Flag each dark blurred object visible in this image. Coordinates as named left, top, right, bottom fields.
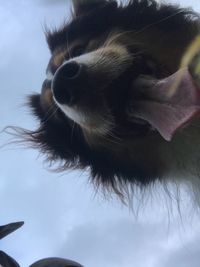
left=0, top=222, right=24, bottom=240
left=0, top=222, right=24, bottom=266
left=0, top=251, right=20, bottom=267
left=30, top=257, right=84, bottom=267
left=0, top=222, right=84, bottom=267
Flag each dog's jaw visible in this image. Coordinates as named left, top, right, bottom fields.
left=54, top=98, right=113, bottom=136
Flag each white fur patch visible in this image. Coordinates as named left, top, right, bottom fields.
left=72, top=52, right=97, bottom=66
left=54, top=98, right=112, bottom=136
left=46, top=70, right=53, bottom=81
left=54, top=99, right=86, bottom=125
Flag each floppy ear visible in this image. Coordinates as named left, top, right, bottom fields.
left=72, top=0, right=108, bottom=17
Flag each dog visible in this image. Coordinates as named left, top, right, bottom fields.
left=23, top=0, right=200, bottom=198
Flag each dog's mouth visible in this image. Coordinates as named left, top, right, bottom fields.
left=126, top=67, right=200, bottom=141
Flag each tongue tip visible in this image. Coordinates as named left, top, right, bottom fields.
left=159, top=108, right=200, bottom=142
left=156, top=126, right=175, bottom=142
left=163, top=134, right=172, bottom=142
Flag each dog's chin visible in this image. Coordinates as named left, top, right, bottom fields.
left=54, top=99, right=113, bottom=137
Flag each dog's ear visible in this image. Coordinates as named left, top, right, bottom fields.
left=72, top=0, right=110, bottom=17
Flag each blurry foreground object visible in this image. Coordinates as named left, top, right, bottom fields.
left=188, top=35, right=200, bottom=86
left=0, top=222, right=24, bottom=267
left=29, top=258, right=83, bottom=267
left=0, top=222, right=24, bottom=240
left=168, top=35, right=200, bottom=96
left=0, top=222, right=83, bottom=267
left=0, top=251, right=20, bottom=267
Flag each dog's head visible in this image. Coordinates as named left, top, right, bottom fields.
left=28, top=0, right=200, bottom=196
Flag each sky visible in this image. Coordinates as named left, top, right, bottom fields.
left=0, top=1, right=200, bottom=267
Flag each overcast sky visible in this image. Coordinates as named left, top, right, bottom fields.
left=0, top=1, right=200, bottom=267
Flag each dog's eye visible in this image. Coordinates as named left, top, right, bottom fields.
left=71, top=45, right=85, bottom=57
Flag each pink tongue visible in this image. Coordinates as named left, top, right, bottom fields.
left=133, top=68, right=200, bottom=141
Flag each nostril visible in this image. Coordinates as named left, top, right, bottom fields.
left=61, top=61, right=81, bottom=79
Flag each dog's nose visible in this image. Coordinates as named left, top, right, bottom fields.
left=52, top=61, right=82, bottom=105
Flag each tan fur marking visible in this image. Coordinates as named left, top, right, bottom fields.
left=53, top=51, right=66, bottom=67
left=42, top=88, right=54, bottom=108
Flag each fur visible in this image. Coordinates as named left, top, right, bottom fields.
left=20, top=0, right=200, bottom=198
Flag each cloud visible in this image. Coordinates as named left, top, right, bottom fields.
left=162, top=235, right=200, bottom=267
left=58, top=219, right=167, bottom=267
left=0, top=5, right=23, bottom=68
left=36, top=0, right=69, bottom=6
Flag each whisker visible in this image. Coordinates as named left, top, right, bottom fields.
left=66, top=30, right=72, bottom=60
left=97, top=9, right=186, bottom=59
left=70, top=121, right=77, bottom=142
left=89, top=31, right=115, bottom=69
left=42, top=104, right=57, bottom=121
left=133, top=10, right=186, bottom=37
left=41, top=106, right=59, bottom=125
